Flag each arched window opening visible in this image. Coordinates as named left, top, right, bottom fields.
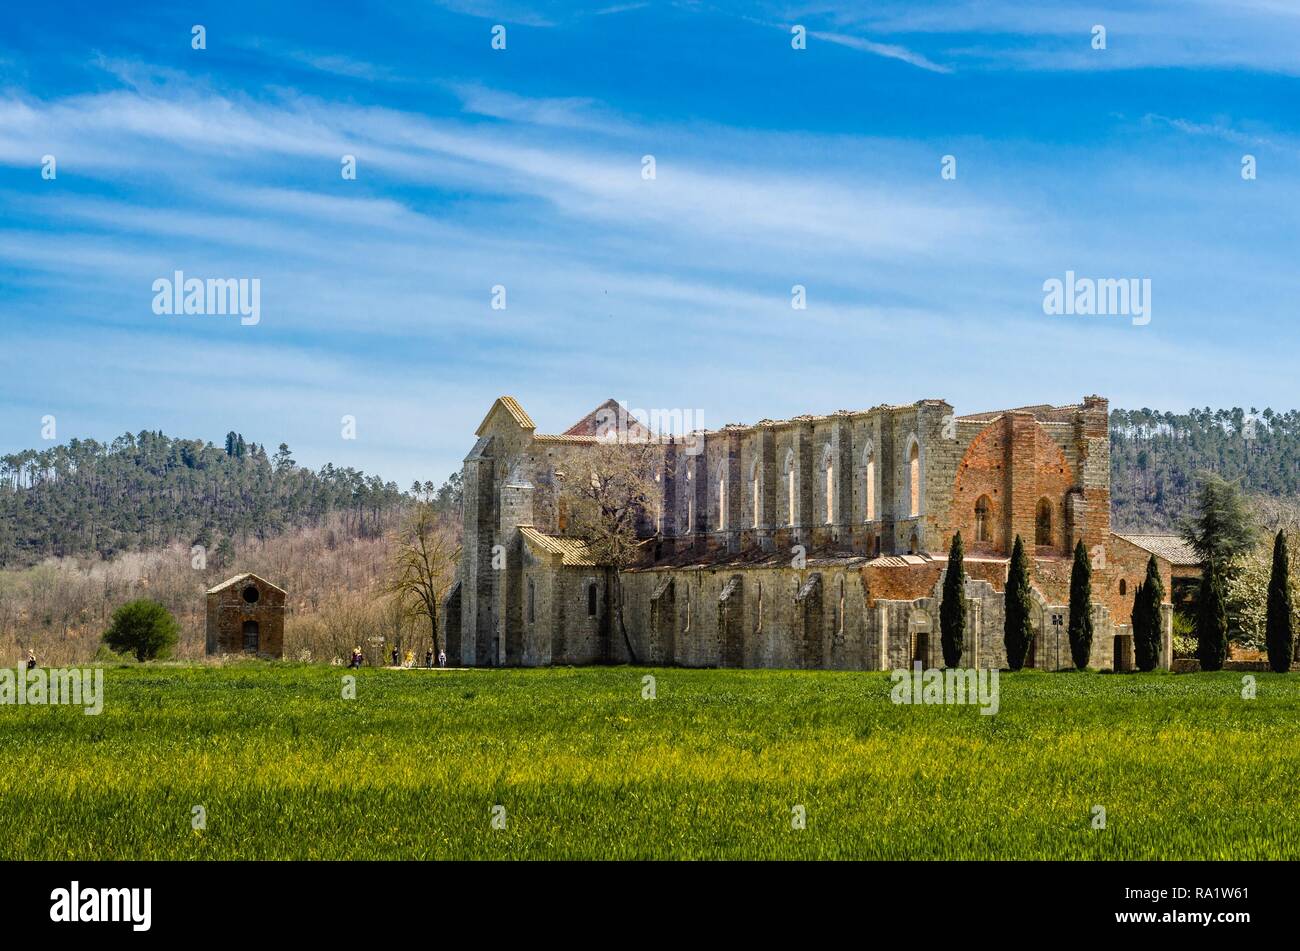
left=587, top=582, right=597, bottom=617
left=784, top=449, right=796, bottom=527
left=865, top=448, right=876, bottom=522
left=527, top=579, right=536, bottom=623
left=1036, top=498, right=1053, bottom=546
left=750, top=459, right=760, bottom=529
left=717, top=464, right=727, bottom=531
left=823, top=446, right=834, bottom=526
left=686, top=465, right=694, bottom=533
left=653, top=469, right=662, bottom=534
left=909, top=531, right=919, bottom=555
left=908, top=439, right=920, bottom=518
left=975, top=495, right=991, bottom=543
left=1119, top=579, right=1127, bottom=597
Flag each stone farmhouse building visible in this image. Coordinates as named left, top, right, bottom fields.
left=442, top=394, right=1174, bottom=671
left=206, top=572, right=286, bottom=659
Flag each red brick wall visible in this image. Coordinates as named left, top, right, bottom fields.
left=1103, top=536, right=1179, bottom=619
left=948, top=415, right=1079, bottom=560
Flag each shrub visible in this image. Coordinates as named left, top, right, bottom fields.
left=102, top=599, right=180, bottom=662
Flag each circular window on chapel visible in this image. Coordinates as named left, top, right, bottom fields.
left=242, top=584, right=260, bottom=605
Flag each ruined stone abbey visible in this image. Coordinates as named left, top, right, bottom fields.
left=442, top=395, right=1175, bottom=671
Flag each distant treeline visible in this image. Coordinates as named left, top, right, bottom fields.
left=2, top=408, right=1295, bottom=566
left=0, top=430, right=461, bottom=568
left=1111, top=407, right=1300, bottom=532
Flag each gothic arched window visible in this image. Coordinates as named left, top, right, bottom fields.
left=975, top=495, right=991, bottom=543
left=783, top=448, right=796, bottom=527
left=907, top=439, right=920, bottom=518
left=863, top=442, right=876, bottom=522
left=1036, top=498, right=1052, bottom=546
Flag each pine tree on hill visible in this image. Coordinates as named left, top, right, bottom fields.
left=1179, top=473, right=1256, bottom=571
left=0, top=430, right=422, bottom=566
left=1109, top=406, right=1300, bottom=532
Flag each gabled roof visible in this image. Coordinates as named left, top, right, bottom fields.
left=475, top=396, right=536, bottom=437
left=1113, top=533, right=1200, bottom=567
left=563, top=398, right=652, bottom=439
left=206, top=572, right=287, bottom=596
left=518, top=527, right=598, bottom=567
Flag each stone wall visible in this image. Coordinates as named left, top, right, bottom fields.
left=458, top=393, right=1177, bottom=672
left=205, top=575, right=285, bottom=659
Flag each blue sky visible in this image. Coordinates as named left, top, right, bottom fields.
left=2, top=1, right=1299, bottom=488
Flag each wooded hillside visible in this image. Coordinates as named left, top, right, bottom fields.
left=0, top=431, right=443, bottom=568
left=1110, top=407, right=1300, bottom=531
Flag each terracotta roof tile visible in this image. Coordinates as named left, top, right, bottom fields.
left=475, top=396, right=536, bottom=436
left=1113, top=533, right=1200, bottom=566
left=518, top=527, right=599, bottom=566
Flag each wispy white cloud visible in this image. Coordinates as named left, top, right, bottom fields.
left=2, top=63, right=1296, bottom=484
left=809, top=31, right=953, bottom=73
left=774, top=0, right=1300, bottom=73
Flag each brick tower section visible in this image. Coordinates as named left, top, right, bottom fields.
left=1077, top=395, right=1111, bottom=554
left=1005, top=411, right=1039, bottom=551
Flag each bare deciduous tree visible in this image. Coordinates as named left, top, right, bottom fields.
left=560, top=441, right=660, bottom=663
left=385, top=503, right=460, bottom=658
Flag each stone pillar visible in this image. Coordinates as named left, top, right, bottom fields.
left=793, top=422, right=815, bottom=539
left=661, top=438, right=678, bottom=538
left=758, top=427, right=777, bottom=547
left=877, top=412, right=897, bottom=554
left=726, top=430, right=743, bottom=553
left=1160, top=602, right=1173, bottom=671
left=460, top=452, right=497, bottom=667
left=833, top=417, right=853, bottom=543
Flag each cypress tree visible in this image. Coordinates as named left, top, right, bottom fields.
left=1003, top=535, right=1033, bottom=670
left=1130, top=578, right=1147, bottom=669
left=1068, top=540, right=1093, bottom=670
left=940, top=532, right=967, bottom=667
left=1196, top=557, right=1229, bottom=672
left=1266, top=529, right=1294, bottom=673
left=1135, top=555, right=1164, bottom=672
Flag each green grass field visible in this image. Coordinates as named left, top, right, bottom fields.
left=1, top=664, right=1296, bottom=859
